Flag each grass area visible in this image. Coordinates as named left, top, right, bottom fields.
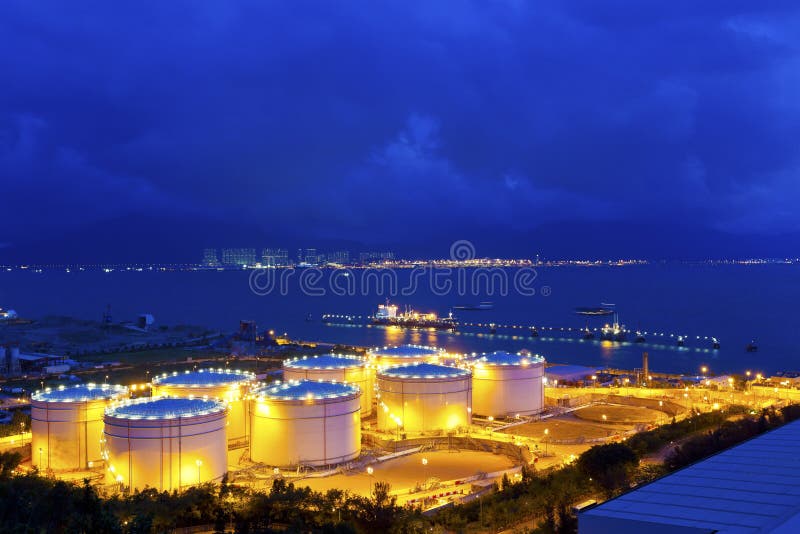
left=575, top=404, right=665, bottom=424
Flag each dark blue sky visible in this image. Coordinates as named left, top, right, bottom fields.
left=2, top=1, right=800, bottom=260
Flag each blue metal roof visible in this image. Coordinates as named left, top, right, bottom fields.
left=369, top=344, right=442, bottom=358
left=471, top=351, right=545, bottom=366
left=108, top=397, right=226, bottom=419
left=258, top=380, right=360, bottom=400
left=153, top=368, right=254, bottom=386
left=33, top=383, right=128, bottom=402
left=284, top=354, right=365, bottom=370
left=380, top=362, right=470, bottom=379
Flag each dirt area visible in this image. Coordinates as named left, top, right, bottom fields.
left=574, top=404, right=666, bottom=424
left=503, top=417, right=624, bottom=441
left=289, top=450, right=514, bottom=497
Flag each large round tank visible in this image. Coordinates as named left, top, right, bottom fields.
left=103, top=397, right=228, bottom=491
left=250, top=380, right=361, bottom=467
left=368, top=344, right=443, bottom=369
left=31, top=383, right=129, bottom=471
left=151, top=368, right=255, bottom=446
left=283, top=354, right=373, bottom=415
left=468, top=351, right=546, bottom=417
left=376, top=363, right=471, bottom=434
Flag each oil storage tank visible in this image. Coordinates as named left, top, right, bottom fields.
left=103, top=397, right=228, bottom=491
left=151, top=368, right=255, bottom=446
left=368, top=344, right=443, bottom=369
left=31, top=383, right=129, bottom=471
left=376, top=363, right=471, bottom=434
left=283, top=354, right=373, bottom=415
left=250, top=380, right=361, bottom=467
left=468, top=351, right=546, bottom=417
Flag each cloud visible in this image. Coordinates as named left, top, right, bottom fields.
left=1, top=1, right=800, bottom=251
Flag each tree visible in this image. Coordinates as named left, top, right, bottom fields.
left=577, top=443, right=638, bottom=495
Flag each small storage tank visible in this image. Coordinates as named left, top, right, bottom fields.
left=368, top=344, right=443, bottom=369
left=31, top=383, right=129, bottom=471
left=103, top=397, right=228, bottom=491
left=151, top=368, right=255, bottom=446
left=250, top=380, right=361, bottom=467
left=376, top=363, right=471, bottom=434
left=468, top=351, right=546, bottom=417
left=283, top=354, right=373, bottom=415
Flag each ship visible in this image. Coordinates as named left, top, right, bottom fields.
left=371, top=301, right=457, bottom=331
left=599, top=312, right=626, bottom=341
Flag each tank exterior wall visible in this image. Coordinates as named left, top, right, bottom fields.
left=152, top=382, right=251, bottom=445
left=104, top=409, right=228, bottom=491
left=376, top=376, right=471, bottom=433
left=31, top=398, right=109, bottom=470
left=283, top=366, right=373, bottom=415
left=250, top=395, right=361, bottom=466
left=471, top=362, right=545, bottom=417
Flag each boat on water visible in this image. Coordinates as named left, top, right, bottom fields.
left=453, top=301, right=494, bottom=311
left=746, top=340, right=758, bottom=352
left=599, top=312, right=626, bottom=341
left=371, top=301, right=457, bottom=331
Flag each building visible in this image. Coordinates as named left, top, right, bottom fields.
left=376, top=362, right=472, bottom=434
left=31, top=383, right=129, bottom=471
left=250, top=380, right=362, bottom=467
left=326, top=250, right=350, bottom=264
left=202, top=248, right=220, bottom=267
left=221, top=248, right=257, bottom=267
left=468, top=351, right=546, bottom=417
left=579, top=418, right=800, bottom=533
left=104, top=397, right=228, bottom=491
left=359, top=251, right=395, bottom=263
left=261, top=248, right=289, bottom=267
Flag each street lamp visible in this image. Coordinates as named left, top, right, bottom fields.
left=38, top=447, right=43, bottom=468
left=422, top=457, right=428, bottom=485
left=602, top=414, right=607, bottom=424
left=196, top=459, right=203, bottom=484
left=105, top=375, right=109, bottom=385
left=366, top=466, right=374, bottom=495
left=543, top=428, right=549, bottom=455
left=591, top=375, right=597, bottom=388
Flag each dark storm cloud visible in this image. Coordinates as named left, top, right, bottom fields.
left=1, top=0, right=800, bottom=246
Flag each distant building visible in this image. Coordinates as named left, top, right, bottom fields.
left=359, top=251, right=395, bottom=263
left=202, top=248, right=220, bottom=267
left=221, top=248, right=257, bottom=266
left=304, top=248, right=318, bottom=265
left=327, top=250, right=350, bottom=264
left=261, top=248, right=289, bottom=267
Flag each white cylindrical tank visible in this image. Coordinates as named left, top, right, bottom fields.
left=468, top=351, right=546, bottom=417
left=31, top=383, right=129, bottom=471
left=104, top=397, right=228, bottom=491
left=283, top=354, right=373, bottom=415
left=368, top=344, right=443, bottom=370
left=151, top=368, right=255, bottom=446
left=376, top=363, right=471, bottom=434
left=250, top=380, right=361, bottom=467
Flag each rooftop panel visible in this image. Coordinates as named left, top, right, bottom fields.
left=257, top=380, right=360, bottom=401
left=379, top=362, right=470, bottom=379
left=284, top=354, right=365, bottom=370
left=108, top=397, right=226, bottom=419
left=33, top=384, right=128, bottom=402
left=153, top=368, right=254, bottom=386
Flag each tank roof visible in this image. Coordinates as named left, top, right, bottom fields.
left=368, top=344, right=443, bottom=358
left=284, top=354, right=365, bottom=370
left=257, top=380, right=360, bottom=401
left=471, top=351, right=545, bottom=366
left=152, top=368, right=255, bottom=386
left=33, top=383, right=128, bottom=402
left=107, top=397, right=226, bottom=420
left=379, top=362, right=470, bottom=379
